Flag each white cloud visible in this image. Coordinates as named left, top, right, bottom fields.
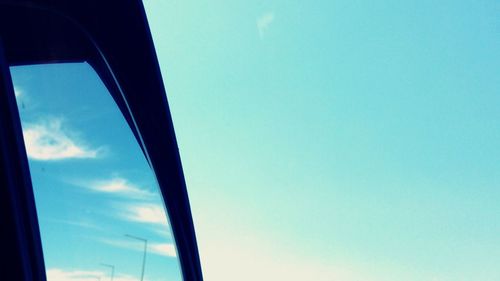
left=98, top=238, right=177, bottom=258
left=87, top=177, right=154, bottom=198
left=257, top=12, right=275, bottom=38
left=47, top=269, right=103, bottom=281
left=121, top=203, right=168, bottom=225
left=23, top=117, right=101, bottom=160
left=149, top=243, right=177, bottom=257
left=47, top=268, right=139, bottom=281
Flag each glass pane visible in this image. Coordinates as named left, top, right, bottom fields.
left=11, top=63, right=183, bottom=281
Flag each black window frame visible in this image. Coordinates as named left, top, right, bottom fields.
left=0, top=1, right=203, bottom=280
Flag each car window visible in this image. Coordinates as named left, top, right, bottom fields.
left=11, top=62, right=183, bottom=281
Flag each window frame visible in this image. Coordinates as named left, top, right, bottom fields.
left=0, top=1, right=203, bottom=280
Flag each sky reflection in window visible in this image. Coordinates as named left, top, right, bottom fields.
left=11, top=63, right=183, bottom=281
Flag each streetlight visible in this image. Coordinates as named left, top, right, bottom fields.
left=100, top=263, right=115, bottom=281
left=125, top=234, right=148, bottom=281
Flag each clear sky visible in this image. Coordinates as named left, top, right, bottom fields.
left=143, top=0, right=499, bottom=280
left=9, top=0, right=500, bottom=281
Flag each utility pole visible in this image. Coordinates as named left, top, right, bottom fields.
left=100, top=263, right=115, bottom=281
left=125, top=234, right=148, bottom=281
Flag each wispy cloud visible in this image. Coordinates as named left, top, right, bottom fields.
left=257, top=12, right=275, bottom=38
left=47, top=268, right=140, bottom=281
left=121, top=203, right=168, bottom=225
left=22, top=117, right=102, bottom=161
left=44, top=218, right=103, bottom=231
left=46, top=269, right=103, bottom=281
left=98, top=238, right=177, bottom=257
left=86, top=177, right=154, bottom=199
left=149, top=242, right=177, bottom=257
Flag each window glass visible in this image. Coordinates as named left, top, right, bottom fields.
left=11, top=63, right=183, bottom=281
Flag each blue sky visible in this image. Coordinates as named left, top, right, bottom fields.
left=12, top=63, right=183, bottom=281
left=9, top=0, right=500, bottom=280
left=143, top=0, right=499, bottom=280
